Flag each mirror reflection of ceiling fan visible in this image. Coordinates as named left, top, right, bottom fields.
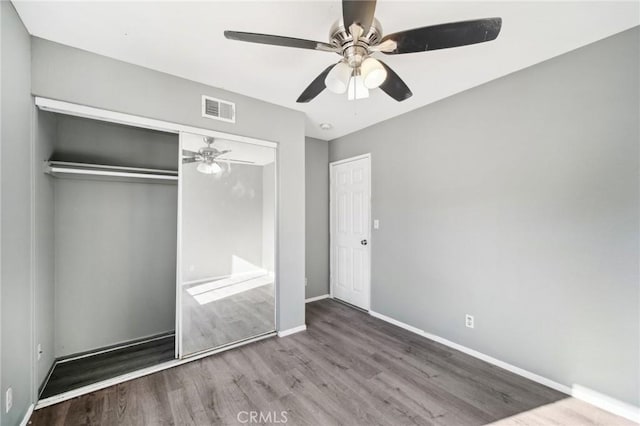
left=182, top=137, right=255, bottom=174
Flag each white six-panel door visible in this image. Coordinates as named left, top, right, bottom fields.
left=330, top=155, right=371, bottom=310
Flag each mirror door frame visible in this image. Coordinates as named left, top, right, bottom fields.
left=176, top=131, right=279, bottom=359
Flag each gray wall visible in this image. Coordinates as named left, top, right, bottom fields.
left=34, top=111, right=56, bottom=389
left=54, top=178, right=177, bottom=356
left=182, top=164, right=264, bottom=282
left=329, top=27, right=640, bottom=406
left=305, top=138, right=330, bottom=299
left=52, top=116, right=178, bottom=357
left=53, top=114, right=179, bottom=170
left=1, top=2, right=33, bottom=425
left=0, top=1, right=33, bottom=425
left=31, top=37, right=306, bottom=332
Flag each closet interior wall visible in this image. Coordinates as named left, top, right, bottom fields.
left=34, top=109, right=56, bottom=390
left=34, top=110, right=179, bottom=390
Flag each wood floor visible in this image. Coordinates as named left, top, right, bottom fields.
left=30, top=299, right=633, bottom=425
left=40, top=336, right=175, bottom=398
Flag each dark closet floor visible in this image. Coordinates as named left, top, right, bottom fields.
left=40, top=336, right=175, bottom=398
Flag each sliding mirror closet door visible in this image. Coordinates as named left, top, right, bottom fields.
left=178, top=132, right=276, bottom=357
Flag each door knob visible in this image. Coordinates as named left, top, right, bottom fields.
left=361, top=239, right=368, bottom=246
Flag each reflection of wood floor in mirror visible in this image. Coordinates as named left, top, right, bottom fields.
left=182, top=275, right=275, bottom=354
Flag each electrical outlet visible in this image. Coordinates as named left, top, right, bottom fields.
left=5, top=387, right=12, bottom=413
left=37, top=343, right=43, bottom=361
left=465, top=314, right=474, bottom=329
left=373, top=219, right=380, bottom=229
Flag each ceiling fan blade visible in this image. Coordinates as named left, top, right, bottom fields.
left=182, top=157, right=199, bottom=164
left=380, top=18, right=502, bottom=54
left=378, top=61, right=412, bottom=102
left=342, top=0, right=377, bottom=35
left=224, top=31, right=338, bottom=52
left=182, top=149, right=199, bottom=157
left=296, top=63, right=338, bottom=103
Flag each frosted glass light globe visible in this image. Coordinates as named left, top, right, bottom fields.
left=325, top=62, right=353, bottom=94
left=361, top=57, right=387, bottom=89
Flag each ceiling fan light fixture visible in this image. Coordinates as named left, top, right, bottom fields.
left=197, top=161, right=222, bottom=175
left=347, top=73, right=369, bottom=100
left=325, top=62, right=352, bottom=94
left=361, top=57, right=387, bottom=89
left=225, top=2, right=502, bottom=104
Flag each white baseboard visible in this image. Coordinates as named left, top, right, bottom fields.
left=570, top=385, right=640, bottom=423
left=277, top=324, right=307, bottom=337
left=370, top=310, right=425, bottom=336
left=369, top=310, right=640, bottom=423
left=305, top=294, right=330, bottom=303
left=19, top=403, right=35, bottom=426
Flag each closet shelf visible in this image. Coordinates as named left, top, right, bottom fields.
left=44, top=161, right=178, bottom=182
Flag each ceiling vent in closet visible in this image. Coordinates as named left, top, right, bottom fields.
left=202, top=95, right=236, bottom=123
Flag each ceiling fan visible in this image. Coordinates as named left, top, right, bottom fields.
left=224, top=0, right=502, bottom=103
left=182, top=137, right=254, bottom=174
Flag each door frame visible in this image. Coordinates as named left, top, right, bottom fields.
left=329, top=153, right=372, bottom=311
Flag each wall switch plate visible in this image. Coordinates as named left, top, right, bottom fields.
left=373, top=219, right=379, bottom=229
left=5, top=387, right=12, bottom=413
left=465, top=314, right=474, bottom=329
left=305, top=277, right=308, bottom=287
left=37, top=344, right=43, bottom=361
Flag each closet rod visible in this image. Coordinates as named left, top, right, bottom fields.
left=48, top=161, right=178, bottom=175
left=44, top=161, right=178, bottom=181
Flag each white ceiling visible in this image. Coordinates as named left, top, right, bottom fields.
left=13, top=1, right=639, bottom=140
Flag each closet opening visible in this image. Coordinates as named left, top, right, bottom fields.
left=35, top=110, right=179, bottom=399
left=33, top=99, right=279, bottom=406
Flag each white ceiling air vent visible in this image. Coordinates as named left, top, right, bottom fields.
left=202, top=95, right=235, bottom=123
